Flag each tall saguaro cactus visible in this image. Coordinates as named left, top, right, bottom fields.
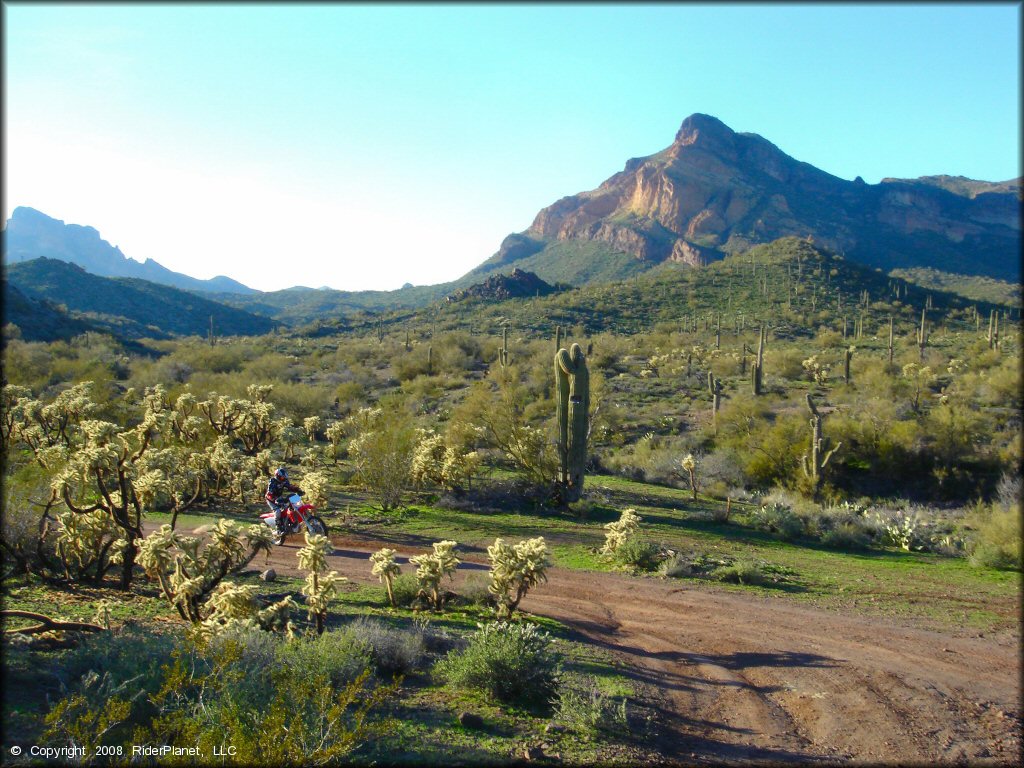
left=708, top=371, right=723, bottom=433
left=917, top=308, right=928, bottom=360
left=801, top=394, right=841, bottom=497
left=887, top=316, right=895, bottom=365
left=554, top=343, right=590, bottom=503
left=751, top=325, right=766, bottom=395
left=498, top=326, right=509, bottom=368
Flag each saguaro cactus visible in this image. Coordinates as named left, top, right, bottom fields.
left=801, top=394, right=841, bottom=496
left=843, top=346, right=853, bottom=384
left=917, top=308, right=928, bottom=360
left=751, top=325, right=765, bottom=395
left=498, top=326, right=509, bottom=368
left=554, top=342, right=590, bottom=503
left=887, top=316, right=895, bottom=365
left=707, top=372, right=723, bottom=432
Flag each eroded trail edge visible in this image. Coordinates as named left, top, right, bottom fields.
left=259, top=536, right=1021, bottom=765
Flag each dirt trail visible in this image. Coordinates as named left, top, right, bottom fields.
left=257, top=533, right=1020, bottom=765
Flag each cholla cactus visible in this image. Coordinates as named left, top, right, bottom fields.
left=681, top=454, right=698, bottom=501
left=487, top=537, right=550, bottom=618
left=301, top=471, right=330, bottom=509
left=298, top=532, right=346, bottom=635
left=902, top=363, right=936, bottom=411
left=370, top=548, right=402, bottom=607
left=801, top=355, right=830, bottom=385
left=324, top=420, right=346, bottom=464
left=303, top=416, right=322, bottom=442
left=412, top=430, right=480, bottom=492
left=947, top=358, right=967, bottom=375
left=135, top=520, right=275, bottom=624
left=410, top=540, right=460, bottom=610
left=601, top=509, right=641, bottom=557
left=198, top=582, right=296, bottom=640
left=53, top=508, right=129, bottom=584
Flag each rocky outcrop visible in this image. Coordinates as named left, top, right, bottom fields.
left=493, top=114, right=1020, bottom=281
left=447, top=268, right=559, bottom=303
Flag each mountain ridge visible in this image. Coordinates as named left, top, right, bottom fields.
left=2, top=207, right=257, bottom=295
left=471, top=113, right=1020, bottom=285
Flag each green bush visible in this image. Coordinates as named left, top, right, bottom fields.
left=338, top=617, right=426, bottom=677
left=554, top=674, right=629, bottom=738
left=614, top=537, right=663, bottom=571
left=966, top=502, right=1022, bottom=570
left=751, top=503, right=805, bottom=541
left=658, top=552, right=693, bottom=579
left=436, top=621, right=559, bottom=709
left=46, top=628, right=394, bottom=765
left=819, top=522, right=871, bottom=550
left=459, top=573, right=496, bottom=607
left=59, top=625, right=180, bottom=694
left=389, top=573, right=420, bottom=607
left=712, top=560, right=767, bottom=585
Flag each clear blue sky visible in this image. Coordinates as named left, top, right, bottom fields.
left=3, top=2, right=1020, bottom=292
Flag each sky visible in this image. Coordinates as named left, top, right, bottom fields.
left=3, top=2, right=1021, bottom=293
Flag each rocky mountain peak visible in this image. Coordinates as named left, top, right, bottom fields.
left=673, top=113, right=736, bottom=148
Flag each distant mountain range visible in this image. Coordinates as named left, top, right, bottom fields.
left=4, top=258, right=275, bottom=341
left=2, top=113, right=1019, bottom=345
left=2, top=207, right=257, bottom=295
left=472, top=113, right=1021, bottom=284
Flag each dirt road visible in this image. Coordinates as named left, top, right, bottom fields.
left=258, top=534, right=1020, bottom=765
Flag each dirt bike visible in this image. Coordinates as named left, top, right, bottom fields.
left=260, top=491, right=329, bottom=545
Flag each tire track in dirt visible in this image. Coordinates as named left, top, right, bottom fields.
left=227, top=533, right=1022, bottom=765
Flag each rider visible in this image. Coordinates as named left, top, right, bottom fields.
left=265, top=467, right=300, bottom=535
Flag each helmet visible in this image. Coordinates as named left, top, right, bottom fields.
left=275, top=467, right=288, bottom=481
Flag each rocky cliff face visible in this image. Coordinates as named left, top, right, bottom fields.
left=509, top=114, right=1020, bottom=281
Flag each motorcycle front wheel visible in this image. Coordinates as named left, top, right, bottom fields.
left=305, top=516, right=328, bottom=537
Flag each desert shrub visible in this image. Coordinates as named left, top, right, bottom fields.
left=658, top=552, right=694, bottom=579
left=389, top=573, right=420, bottom=608
left=345, top=400, right=416, bottom=512
left=147, top=632, right=391, bottom=765
left=750, top=503, right=805, bottom=541
left=267, top=381, right=335, bottom=422
left=554, top=674, right=629, bottom=738
left=59, top=625, right=180, bottom=694
left=819, top=522, right=872, bottom=550
left=614, top=537, right=662, bottom=571
left=712, top=560, right=767, bottom=585
left=436, top=621, right=559, bottom=709
left=698, top=448, right=747, bottom=498
left=338, top=617, right=426, bottom=677
left=965, top=501, right=1022, bottom=570
left=459, top=573, right=496, bottom=607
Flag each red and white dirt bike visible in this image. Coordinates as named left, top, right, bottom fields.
left=260, top=492, right=329, bottom=545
